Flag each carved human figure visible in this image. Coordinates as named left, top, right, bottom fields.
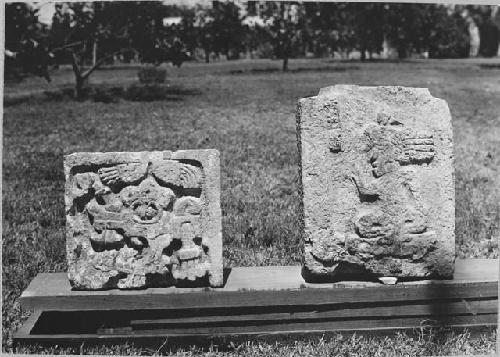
left=345, top=112, right=438, bottom=262
left=298, top=85, right=455, bottom=281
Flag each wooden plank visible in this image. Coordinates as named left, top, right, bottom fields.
left=129, top=299, right=498, bottom=327
left=13, top=310, right=42, bottom=339
left=23, top=259, right=498, bottom=296
left=130, top=314, right=499, bottom=335
left=21, top=282, right=498, bottom=312
left=13, top=313, right=497, bottom=344
left=20, top=259, right=499, bottom=312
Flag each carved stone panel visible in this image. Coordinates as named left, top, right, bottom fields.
left=64, top=150, right=222, bottom=289
left=297, top=85, right=455, bottom=281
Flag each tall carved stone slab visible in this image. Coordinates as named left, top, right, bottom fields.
left=64, top=150, right=223, bottom=289
left=297, top=85, right=455, bottom=281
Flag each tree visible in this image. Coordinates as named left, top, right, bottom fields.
left=303, top=3, right=375, bottom=60
left=383, top=4, right=427, bottom=59
left=50, top=2, right=124, bottom=98
left=185, top=5, right=214, bottom=63
left=303, top=3, right=338, bottom=58
left=382, top=4, right=471, bottom=60
left=176, top=7, right=198, bottom=60
left=259, top=2, right=305, bottom=71
left=50, top=2, right=188, bottom=99
left=421, top=5, right=470, bottom=58
left=6, top=2, right=40, bottom=49
left=350, top=3, right=385, bottom=60
left=187, top=2, right=247, bottom=62
left=463, top=5, right=499, bottom=57
left=210, top=1, right=247, bottom=60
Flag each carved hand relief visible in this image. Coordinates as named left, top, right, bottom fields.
left=298, top=86, right=454, bottom=281
left=65, top=151, right=222, bottom=289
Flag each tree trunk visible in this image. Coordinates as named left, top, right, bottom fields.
left=70, top=48, right=124, bottom=100
left=92, top=40, right=98, bottom=66
left=204, top=48, right=210, bottom=63
left=74, top=75, right=88, bottom=100
left=397, top=46, right=406, bottom=60
left=360, top=49, right=366, bottom=62
left=282, top=57, right=288, bottom=71
left=468, top=19, right=480, bottom=57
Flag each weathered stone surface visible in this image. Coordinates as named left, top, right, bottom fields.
left=64, top=150, right=223, bottom=289
left=297, top=85, right=455, bottom=282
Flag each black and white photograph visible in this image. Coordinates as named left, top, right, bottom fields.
left=2, top=0, right=499, bottom=355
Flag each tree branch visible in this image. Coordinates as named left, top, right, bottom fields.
left=81, top=47, right=134, bottom=79
left=52, top=41, right=85, bottom=53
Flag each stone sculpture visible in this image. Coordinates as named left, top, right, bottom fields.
left=64, top=150, right=222, bottom=289
left=297, top=85, right=455, bottom=282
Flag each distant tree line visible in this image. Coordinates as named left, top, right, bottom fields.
left=5, top=1, right=500, bottom=78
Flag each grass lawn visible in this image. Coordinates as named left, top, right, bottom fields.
left=2, top=58, right=499, bottom=355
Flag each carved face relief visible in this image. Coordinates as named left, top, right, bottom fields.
left=65, top=151, right=223, bottom=289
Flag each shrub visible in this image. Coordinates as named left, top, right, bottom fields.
left=43, top=87, right=82, bottom=101
left=124, top=84, right=168, bottom=102
left=255, top=42, right=276, bottom=59
left=137, top=66, right=167, bottom=84
left=92, top=86, right=124, bottom=103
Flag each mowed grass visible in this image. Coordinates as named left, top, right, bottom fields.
left=3, top=58, right=499, bottom=355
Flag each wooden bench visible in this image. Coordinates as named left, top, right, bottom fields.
left=14, top=259, right=498, bottom=345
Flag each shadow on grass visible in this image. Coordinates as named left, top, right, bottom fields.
left=329, top=58, right=410, bottom=64
left=4, top=84, right=202, bottom=107
left=479, top=63, right=500, bottom=69
left=229, top=65, right=360, bottom=75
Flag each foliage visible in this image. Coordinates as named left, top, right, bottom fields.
left=382, top=4, right=470, bottom=59
left=5, top=3, right=53, bottom=82
left=424, top=6, right=470, bottom=58
left=51, top=2, right=163, bottom=64
left=383, top=4, right=422, bottom=59
left=7, top=2, right=500, bottom=75
left=180, top=2, right=248, bottom=63
left=258, top=2, right=306, bottom=70
left=302, top=3, right=338, bottom=58
left=349, top=3, right=385, bottom=60
left=5, top=2, right=46, bottom=50
left=463, top=3, right=500, bottom=57
left=210, top=1, right=247, bottom=60
left=478, top=19, right=500, bottom=57
left=6, top=1, right=497, bottom=79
